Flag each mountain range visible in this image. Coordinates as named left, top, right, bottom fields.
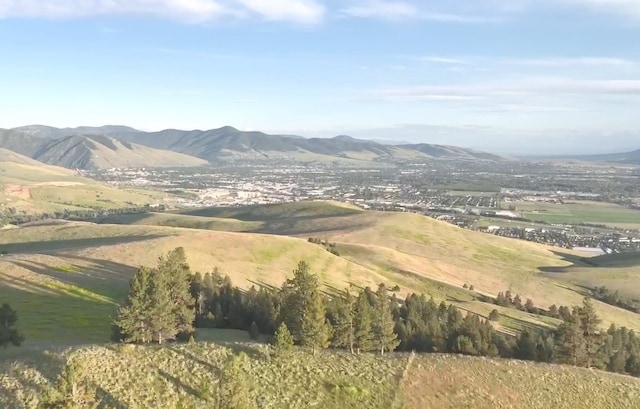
left=1, top=125, right=638, bottom=169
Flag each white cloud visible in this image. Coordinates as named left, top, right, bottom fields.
left=236, top=0, right=325, bottom=23
left=0, top=0, right=325, bottom=23
left=342, top=0, right=418, bottom=20
left=420, top=56, right=470, bottom=65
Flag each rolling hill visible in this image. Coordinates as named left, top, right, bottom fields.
left=31, top=134, right=208, bottom=170
left=0, top=149, right=162, bottom=214
left=1, top=201, right=638, bottom=346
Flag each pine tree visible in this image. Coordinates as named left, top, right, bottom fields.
left=114, top=266, right=153, bottom=343
left=0, top=303, right=24, bottom=348
left=281, top=261, right=330, bottom=355
left=354, top=291, right=375, bottom=354
left=330, top=290, right=356, bottom=353
left=273, top=322, right=294, bottom=357
left=578, top=297, right=603, bottom=368
left=556, top=308, right=587, bottom=366
left=248, top=321, right=259, bottom=340
left=157, top=247, right=195, bottom=338
left=373, top=284, right=399, bottom=355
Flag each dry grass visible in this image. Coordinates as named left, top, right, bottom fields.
left=1, top=341, right=639, bottom=409
left=399, top=354, right=640, bottom=409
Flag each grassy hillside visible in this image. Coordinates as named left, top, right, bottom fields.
left=1, top=202, right=639, bottom=345
left=0, top=156, right=162, bottom=214
left=101, top=202, right=640, bottom=331
left=1, top=341, right=638, bottom=409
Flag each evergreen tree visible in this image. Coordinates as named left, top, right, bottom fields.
left=40, top=359, right=97, bottom=409
left=0, top=303, right=24, bottom=348
left=156, top=247, right=195, bottom=338
left=514, top=330, right=537, bottom=361
left=330, top=290, right=356, bottom=353
left=488, top=309, right=500, bottom=321
left=281, top=261, right=330, bottom=355
left=373, top=284, right=399, bottom=356
left=114, top=267, right=153, bottom=343
left=273, top=322, right=294, bottom=357
left=556, top=308, right=587, bottom=366
left=114, top=248, right=196, bottom=344
left=578, top=297, right=603, bottom=368
left=354, top=291, right=375, bottom=354
left=248, top=321, right=259, bottom=340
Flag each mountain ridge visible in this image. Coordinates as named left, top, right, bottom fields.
left=1, top=124, right=509, bottom=165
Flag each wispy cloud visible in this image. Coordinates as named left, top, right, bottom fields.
left=419, top=56, right=470, bottom=65
left=0, top=0, right=325, bottom=24
left=508, top=57, right=634, bottom=67
left=371, top=78, right=640, bottom=102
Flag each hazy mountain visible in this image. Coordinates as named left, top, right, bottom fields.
left=0, top=129, right=49, bottom=157
left=5, top=124, right=507, bottom=163
left=114, top=126, right=505, bottom=162
left=401, top=143, right=506, bottom=161
left=11, top=125, right=141, bottom=139
left=32, top=134, right=208, bottom=170
left=573, top=149, right=640, bottom=165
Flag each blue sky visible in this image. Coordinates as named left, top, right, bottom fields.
left=1, top=0, right=639, bottom=154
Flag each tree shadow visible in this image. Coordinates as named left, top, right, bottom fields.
left=158, top=369, right=201, bottom=398
left=539, top=250, right=640, bottom=273
left=95, top=386, right=128, bottom=409
left=0, top=234, right=165, bottom=256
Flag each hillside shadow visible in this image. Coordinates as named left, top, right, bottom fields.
left=0, top=234, right=165, bottom=256
left=539, top=250, right=640, bottom=273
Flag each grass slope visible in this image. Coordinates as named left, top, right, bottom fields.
left=0, top=157, right=162, bottom=214
left=1, top=341, right=638, bottom=409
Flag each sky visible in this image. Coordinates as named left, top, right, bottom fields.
left=0, top=0, right=639, bottom=154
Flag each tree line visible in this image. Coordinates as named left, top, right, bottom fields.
left=113, top=248, right=640, bottom=378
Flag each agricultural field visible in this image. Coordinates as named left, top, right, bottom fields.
left=1, top=340, right=638, bottom=409
left=510, top=200, right=640, bottom=229
left=1, top=201, right=639, bottom=346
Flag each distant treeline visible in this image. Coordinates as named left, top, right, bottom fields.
left=111, top=248, right=640, bottom=378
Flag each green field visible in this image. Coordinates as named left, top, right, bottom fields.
left=510, top=200, right=640, bottom=229
left=1, top=340, right=638, bottom=409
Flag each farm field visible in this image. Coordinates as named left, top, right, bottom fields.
left=509, top=200, right=640, bottom=229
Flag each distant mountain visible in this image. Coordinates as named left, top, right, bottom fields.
left=3, top=124, right=507, bottom=164
left=572, top=149, right=640, bottom=165
left=401, top=143, right=506, bottom=161
left=113, top=126, right=505, bottom=162
left=32, top=134, right=208, bottom=170
left=11, top=125, right=141, bottom=139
